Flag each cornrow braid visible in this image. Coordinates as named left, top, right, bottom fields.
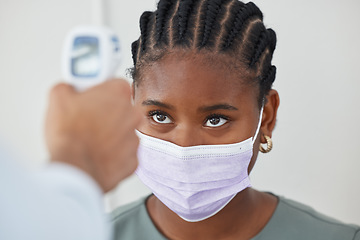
left=250, top=28, right=268, bottom=67
left=266, top=28, right=277, bottom=53
left=173, top=0, right=202, bottom=47
left=131, top=0, right=278, bottom=107
left=198, top=0, right=231, bottom=48
left=131, top=40, right=139, bottom=66
left=263, top=65, right=276, bottom=85
left=260, top=65, right=276, bottom=102
left=221, top=2, right=262, bottom=51
left=155, top=0, right=178, bottom=47
left=139, top=11, right=152, bottom=53
left=176, top=0, right=196, bottom=42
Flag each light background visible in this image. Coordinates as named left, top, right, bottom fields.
left=0, top=0, right=359, bottom=225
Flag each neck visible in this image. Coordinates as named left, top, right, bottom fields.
left=146, top=188, right=278, bottom=240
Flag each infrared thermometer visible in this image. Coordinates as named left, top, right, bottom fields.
left=62, top=25, right=121, bottom=91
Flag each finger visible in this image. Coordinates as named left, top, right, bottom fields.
left=131, top=105, right=144, bottom=128
left=106, top=79, right=132, bottom=99
left=87, top=78, right=132, bottom=101
left=116, top=107, right=143, bottom=134
left=49, top=82, right=76, bottom=100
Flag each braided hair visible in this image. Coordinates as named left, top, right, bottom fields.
left=131, top=0, right=277, bottom=107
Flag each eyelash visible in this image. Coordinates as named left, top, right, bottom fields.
left=204, top=113, right=229, bottom=122
left=147, top=110, right=230, bottom=126
left=148, top=110, right=168, bottom=118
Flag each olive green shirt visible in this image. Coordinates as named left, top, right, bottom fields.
left=111, top=195, right=360, bottom=240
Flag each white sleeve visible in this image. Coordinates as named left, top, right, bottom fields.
left=0, top=148, right=112, bottom=240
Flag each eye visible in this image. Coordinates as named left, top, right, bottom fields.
left=204, top=115, right=228, bottom=128
left=149, top=111, right=173, bottom=124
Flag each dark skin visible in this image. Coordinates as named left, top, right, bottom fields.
left=133, top=52, right=280, bottom=240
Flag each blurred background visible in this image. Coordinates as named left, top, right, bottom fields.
left=0, top=0, right=359, bottom=224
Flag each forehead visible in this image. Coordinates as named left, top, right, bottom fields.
left=135, top=53, right=258, bottom=110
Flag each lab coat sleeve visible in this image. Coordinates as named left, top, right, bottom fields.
left=0, top=148, right=112, bottom=240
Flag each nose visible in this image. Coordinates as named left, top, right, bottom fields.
left=169, top=125, right=203, bottom=147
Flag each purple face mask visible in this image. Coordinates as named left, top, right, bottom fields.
left=135, top=108, right=263, bottom=222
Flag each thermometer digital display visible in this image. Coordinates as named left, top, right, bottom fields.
left=62, top=26, right=121, bottom=91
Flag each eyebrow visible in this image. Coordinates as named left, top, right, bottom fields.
left=142, top=100, right=175, bottom=110
left=198, top=104, right=238, bottom=112
left=142, top=100, right=238, bottom=112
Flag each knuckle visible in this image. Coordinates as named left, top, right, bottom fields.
left=50, top=83, right=72, bottom=98
left=109, top=79, right=131, bottom=97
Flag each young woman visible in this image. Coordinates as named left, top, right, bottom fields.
left=111, top=0, right=360, bottom=239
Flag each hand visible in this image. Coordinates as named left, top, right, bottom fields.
left=45, top=79, right=142, bottom=192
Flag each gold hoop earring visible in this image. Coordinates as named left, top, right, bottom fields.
left=259, top=135, right=273, bottom=153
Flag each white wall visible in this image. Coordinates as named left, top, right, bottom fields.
left=1, top=0, right=359, bottom=225
left=0, top=0, right=93, bottom=166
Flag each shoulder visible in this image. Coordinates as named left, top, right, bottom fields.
left=257, top=195, right=360, bottom=240
left=110, top=195, right=166, bottom=240
left=111, top=197, right=146, bottom=223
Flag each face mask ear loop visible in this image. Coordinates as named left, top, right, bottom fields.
left=252, top=106, right=264, bottom=144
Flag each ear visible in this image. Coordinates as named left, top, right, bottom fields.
left=260, top=89, right=280, bottom=143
